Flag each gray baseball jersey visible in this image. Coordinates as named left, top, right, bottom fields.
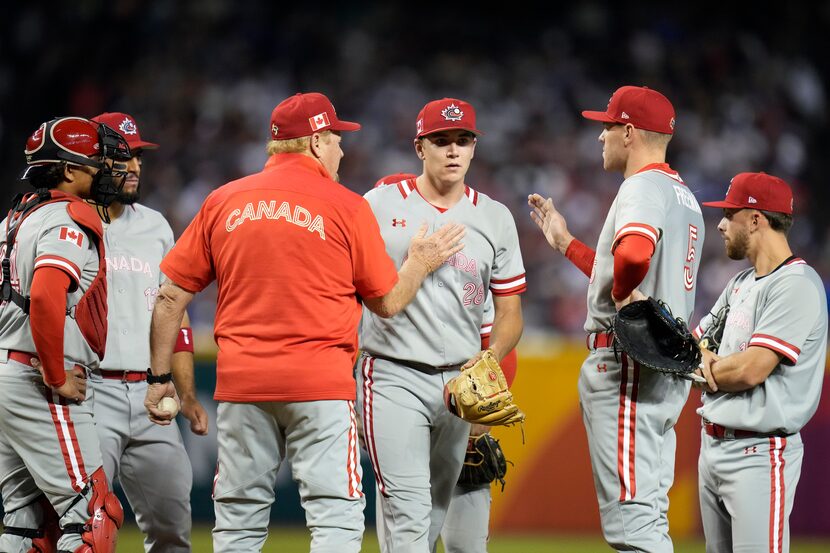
left=0, top=200, right=105, bottom=552
left=360, top=179, right=527, bottom=364
left=359, top=178, right=525, bottom=553
left=100, top=204, right=173, bottom=370
left=0, top=202, right=100, bottom=369
left=579, top=164, right=704, bottom=553
left=693, top=259, right=824, bottom=553
left=694, top=257, right=828, bottom=434
left=93, top=203, right=192, bottom=552
left=586, top=165, right=705, bottom=330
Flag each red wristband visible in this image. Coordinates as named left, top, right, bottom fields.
left=174, top=327, right=194, bottom=353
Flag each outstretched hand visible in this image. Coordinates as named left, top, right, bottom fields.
left=528, top=194, right=573, bottom=254
left=408, top=222, right=465, bottom=273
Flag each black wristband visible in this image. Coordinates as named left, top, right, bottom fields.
left=146, top=368, right=173, bottom=385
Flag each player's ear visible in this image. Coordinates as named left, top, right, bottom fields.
left=623, top=124, right=635, bottom=145
left=309, top=132, right=322, bottom=159
left=414, top=138, right=425, bottom=160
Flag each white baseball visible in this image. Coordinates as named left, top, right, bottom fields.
left=158, top=397, right=179, bottom=417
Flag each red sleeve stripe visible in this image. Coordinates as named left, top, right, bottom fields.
left=464, top=186, right=479, bottom=206
left=613, top=223, right=658, bottom=248
left=490, top=274, right=526, bottom=293
left=479, top=323, right=493, bottom=338
left=749, top=334, right=800, bottom=363
left=34, top=255, right=80, bottom=283
left=693, top=325, right=704, bottom=339
left=397, top=179, right=415, bottom=199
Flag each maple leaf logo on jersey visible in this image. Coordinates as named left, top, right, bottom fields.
left=58, top=227, right=84, bottom=248
left=441, top=104, right=464, bottom=121
left=118, top=117, right=138, bottom=136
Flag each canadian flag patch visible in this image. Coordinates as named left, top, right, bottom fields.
left=309, top=112, right=331, bottom=131
left=58, top=227, right=84, bottom=248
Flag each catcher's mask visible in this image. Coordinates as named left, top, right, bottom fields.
left=21, top=116, right=132, bottom=218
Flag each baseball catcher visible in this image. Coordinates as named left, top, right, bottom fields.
left=458, top=433, right=511, bottom=491
left=444, top=350, right=525, bottom=426
left=613, top=297, right=705, bottom=382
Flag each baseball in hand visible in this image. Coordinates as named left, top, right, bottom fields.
left=158, top=397, right=179, bottom=417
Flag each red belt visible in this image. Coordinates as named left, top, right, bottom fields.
left=8, top=350, right=39, bottom=367
left=8, top=350, right=84, bottom=373
left=100, top=369, right=147, bottom=382
left=586, top=331, right=614, bottom=350
left=703, top=420, right=759, bottom=439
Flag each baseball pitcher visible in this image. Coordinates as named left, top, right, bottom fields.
left=359, top=99, right=526, bottom=553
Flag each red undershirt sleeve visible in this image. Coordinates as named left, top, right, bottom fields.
left=30, top=266, right=71, bottom=387
left=612, top=234, right=655, bottom=301
left=564, top=238, right=596, bottom=278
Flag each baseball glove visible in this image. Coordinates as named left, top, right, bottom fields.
left=444, top=350, right=525, bottom=426
left=458, top=433, right=510, bottom=490
left=698, top=304, right=730, bottom=353
left=612, top=297, right=703, bottom=381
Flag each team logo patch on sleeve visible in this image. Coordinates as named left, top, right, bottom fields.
left=58, top=227, right=84, bottom=248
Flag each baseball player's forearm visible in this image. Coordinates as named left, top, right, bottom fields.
left=709, top=346, right=780, bottom=392
left=488, top=295, right=523, bottom=361
left=29, top=267, right=72, bottom=387
left=364, top=257, right=429, bottom=318
left=171, top=353, right=197, bottom=397
left=564, top=238, right=595, bottom=277
left=150, top=280, right=194, bottom=374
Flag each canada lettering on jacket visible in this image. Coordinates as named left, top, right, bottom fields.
left=225, top=200, right=326, bottom=240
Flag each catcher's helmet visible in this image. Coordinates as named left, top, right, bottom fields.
left=22, top=117, right=133, bottom=213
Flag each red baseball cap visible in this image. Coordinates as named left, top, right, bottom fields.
left=91, top=112, right=158, bottom=150
left=270, top=92, right=360, bottom=140
left=702, top=172, right=793, bottom=215
left=416, top=98, right=483, bottom=138
left=374, top=172, right=416, bottom=188
left=582, top=86, right=676, bottom=134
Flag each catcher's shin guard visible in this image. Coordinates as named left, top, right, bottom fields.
left=62, top=467, right=123, bottom=553
left=2, top=495, right=61, bottom=553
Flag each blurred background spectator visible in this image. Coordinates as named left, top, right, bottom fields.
left=2, top=1, right=829, bottom=340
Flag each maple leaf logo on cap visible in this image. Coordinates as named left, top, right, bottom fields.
left=441, top=103, right=464, bottom=121
left=118, top=117, right=138, bottom=135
